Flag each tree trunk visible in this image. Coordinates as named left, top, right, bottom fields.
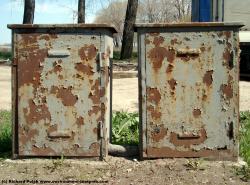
left=78, top=0, right=85, bottom=23
left=120, top=0, right=138, bottom=60
left=23, top=0, right=35, bottom=24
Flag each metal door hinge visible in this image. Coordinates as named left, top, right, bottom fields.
left=99, top=121, right=104, bottom=138
left=97, top=52, right=110, bottom=72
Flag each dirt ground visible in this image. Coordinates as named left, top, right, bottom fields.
left=0, top=157, right=248, bottom=185
left=0, top=66, right=250, bottom=184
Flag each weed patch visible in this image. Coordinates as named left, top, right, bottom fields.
left=0, top=110, right=11, bottom=156
left=0, top=52, right=12, bottom=60
left=112, top=111, right=139, bottom=145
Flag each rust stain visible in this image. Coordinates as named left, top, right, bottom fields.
left=223, top=49, right=233, bottom=70
left=18, top=49, right=48, bottom=86
left=76, top=116, right=84, bottom=127
left=203, top=70, right=213, bottom=86
left=148, top=47, right=168, bottom=69
left=221, top=84, right=233, bottom=99
left=148, top=37, right=175, bottom=70
left=147, top=105, right=162, bottom=120
left=75, top=63, right=94, bottom=76
left=147, top=87, right=161, bottom=104
left=151, top=126, right=168, bottom=142
left=166, top=64, right=174, bottom=73
left=170, top=128, right=207, bottom=148
left=153, top=36, right=164, bottom=47
left=171, top=38, right=177, bottom=45
left=147, top=147, right=231, bottom=158
left=89, top=79, right=100, bottom=105
left=88, top=106, right=101, bottom=116
left=19, top=33, right=40, bottom=50
left=51, top=86, right=78, bottom=106
left=168, top=78, right=177, bottom=91
left=193, top=109, right=201, bottom=118
left=53, top=60, right=63, bottom=73
left=31, top=146, right=56, bottom=156
left=39, top=34, right=58, bottom=41
left=78, top=44, right=97, bottom=61
left=23, top=100, right=51, bottom=125
left=19, top=127, right=38, bottom=145
left=89, top=142, right=100, bottom=154
left=224, top=31, right=232, bottom=39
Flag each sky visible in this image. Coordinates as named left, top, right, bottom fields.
left=0, top=0, right=110, bottom=44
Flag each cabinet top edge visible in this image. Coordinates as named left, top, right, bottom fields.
left=7, top=24, right=118, bottom=33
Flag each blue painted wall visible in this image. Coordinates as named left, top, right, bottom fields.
left=199, top=0, right=211, bottom=21
left=192, top=0, right=212, bottom=22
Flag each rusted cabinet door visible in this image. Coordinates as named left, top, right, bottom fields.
left=16, top=32, right=106, bottom=157
left=142, top=30, right=240, bottom=159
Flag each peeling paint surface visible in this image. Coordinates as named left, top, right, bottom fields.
left=138, top=25, right=241, bottom=160
left=13, top=28, right=113, bottom=157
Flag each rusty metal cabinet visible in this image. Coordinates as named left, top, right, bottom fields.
left=136, top=23, right=243, bottom=160
left=8, top=24, right=117, bottom=158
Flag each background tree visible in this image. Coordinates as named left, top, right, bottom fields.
left=137, top=0, right=191, bottom=23
left=23, top=0, right=35, bottom=24
left=173, top=0, right=191, bottom=21
left=78, top=0, right=85, bottom=23
left=120, top=0, right=138, bottom=60
left=94, top=1, right=127, bottom=47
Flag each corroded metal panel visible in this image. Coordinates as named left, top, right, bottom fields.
left=137, top=23, right=242, bottom=160
left=10, top=26, right=115, bottom=158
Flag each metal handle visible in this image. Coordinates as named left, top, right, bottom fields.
left=177, top=48, right=201, bottom=56
left=48, top=131, right=71, bottom=138
left=177, top=134, right=200, bottom=140
left=48, top=50, right=70, bottom=57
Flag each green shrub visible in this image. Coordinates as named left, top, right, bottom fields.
left=240, top=111, right=250, bottom=165
left=112, top=111, right=139, bottom=145
left=0, top=52, right=12, bottom=60
left=235, top=111, right=250, bottom=181
left=0, top=110, right=12, bottom=154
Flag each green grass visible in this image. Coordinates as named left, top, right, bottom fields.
left=235, top=111, right=250, bottom=181
left=111, top=111, right=139, bottom=145
left=0, top=52, right=12, bottom=60
left=0, top=110, right=12, bottom=158
left=240, top=111, right=250, bottom=165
